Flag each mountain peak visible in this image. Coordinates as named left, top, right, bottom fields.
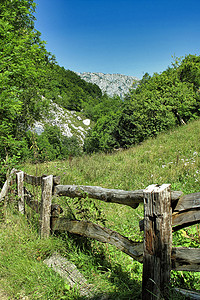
left=76, top=72, right=139, bottom=98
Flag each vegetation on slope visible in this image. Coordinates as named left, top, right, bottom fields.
left=0, top=0, right=108, bottom=173
left=0, top=119, right=199, bottom=299
left=84, top=56, right=200, bottom=153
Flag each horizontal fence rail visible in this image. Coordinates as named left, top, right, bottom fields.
left=0, top=169, right=200, bottom=300
left=54, top=184, right=183, bottom=209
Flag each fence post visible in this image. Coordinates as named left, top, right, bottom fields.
left=16, top=171, right=25, bottom=214
left=40, top=175, right=53, bottom=239
left=142, top=184, right=172, bottom=300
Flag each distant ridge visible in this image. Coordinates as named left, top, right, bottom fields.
left=76, top=72, right=140, bottom=98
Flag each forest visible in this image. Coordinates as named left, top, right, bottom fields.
left=1, top=0, right=200, bottom=186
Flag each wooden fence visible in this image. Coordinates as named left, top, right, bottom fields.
left=0, top=169, right=200, bottom=299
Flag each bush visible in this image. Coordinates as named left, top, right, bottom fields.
left=34, top=125, right=82, bottom=162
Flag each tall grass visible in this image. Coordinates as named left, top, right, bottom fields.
left=0, top=119, right=200, bottom=299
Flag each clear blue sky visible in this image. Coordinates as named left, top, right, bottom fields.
left=34, top=0, right=200, bottom=79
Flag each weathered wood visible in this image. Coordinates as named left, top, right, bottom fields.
left=174, top=288, right=200, bottom=300
left=174, top=192, right=200, bottom=212
left=24, top=187, right=63, bottom=220
left=172, top=209, right=200, bottom=231
left=0, top=168, right=18, bottom=201
left=24, top=173, right=44, bottom=186
left=24, top=187, right=40, bottom=213
left=50, top=203, right=63, bottom=231
left=55, top=185, right=182, bottom=209
left=44, top=253, right=97, bottom=298
left=53, top=176, right=60, bottom=186
left=24, top=173, right=60, bottom=187
left=50, top=212, right=200, bottom=271
left=142, top=184, right=172, bottom=300
left=16, top=171, right=25, bottom=214
left=40, top=175, right=53, bottom=239
left=52, top=218, right=144, bottom=262
left=171, top=247, right=200, bottom=272
left=140, top=208, right=200, bottom=232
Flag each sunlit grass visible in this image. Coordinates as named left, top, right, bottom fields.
left=1, top=119, right=199, bottom=298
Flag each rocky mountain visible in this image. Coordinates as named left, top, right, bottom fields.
left=33, top=72, right=140, bottom=144
left=76, top=72, right=140, bottom=98
left=33, top=101, right=91, bottom=144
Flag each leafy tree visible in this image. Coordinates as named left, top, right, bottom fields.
left=44, top=65, right=102, bottom=112
left=175, top=54, right=200, bottom=90
left=85, top=56, right=200, bottom=153
left=35, top=126, right=81, bottom=161
left=83, top=94, right=123, bottom=121
left=0, top=0, right=53, bottom=159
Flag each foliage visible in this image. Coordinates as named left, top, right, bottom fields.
left=19, top=119, right=200, bottom=297
left=84, top=55, right=200, bottom=153
left=0, top=0, right=53, bottom=160
left=0, top=210, right=81, bottom=299
left=44, top=65, right=102, bottom=112
left=26, top=126, right=82, bottom=162
left=83, top=94, right=123, bottom=122
left=1, top=118, right=199, bottom=298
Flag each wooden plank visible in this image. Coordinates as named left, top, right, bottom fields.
left=16, top=171, right=24, bottom=214
left=51, top=215, right=199, bottom=271
left=55, top=185, right=182, bottom=209
left=53, top=218, right=144, bottom=262
left=174, top=288, right=200, bottom=299
left=40, top=175, right=53, bottom=239
left=0, top=168, right=18, bottom=201
left=24, top=187, right=63, bottom=224
left=24, top=173, right=44, bottom=186
left=171, top=247, right=200, bottom=272
left=44, top=253, right=97, bottom=298
left=140, top=208, right=200, bottom=232
left=24, top=173, right=60, bottom=187
left=174, top=192, right=200, bottom=212
left=172, top=209, right=200, bottom=230
left=24, top=187, right=40, bottom=213
left=142, top=184, right=172, bottom=300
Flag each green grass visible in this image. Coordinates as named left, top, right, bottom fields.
left=1, top=119, right=200, bottom=299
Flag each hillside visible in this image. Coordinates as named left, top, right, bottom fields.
left=33, top=101, right=91, bottom=144
left=76, top=72, right=139, bottom=97
left=1, top=118, right=199, bottom=299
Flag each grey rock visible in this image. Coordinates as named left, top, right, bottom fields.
left=76, top=72, right=139, bottom=98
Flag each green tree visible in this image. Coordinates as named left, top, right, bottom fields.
left=84, top=56, right=200, bottom=153
left=0, top=0, right=53, bottom=158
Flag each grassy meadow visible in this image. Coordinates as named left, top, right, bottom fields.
left=0, top=119, right=200, bottom=299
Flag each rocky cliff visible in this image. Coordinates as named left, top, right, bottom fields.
left=76, top=72, right=139, bottom=98
left=33, top=101, right=91, bottom=144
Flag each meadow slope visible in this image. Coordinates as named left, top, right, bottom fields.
left=0, top=119, right=200, bottom=299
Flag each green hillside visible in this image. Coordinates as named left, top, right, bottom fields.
left=0, top=119, right=199, bottom=299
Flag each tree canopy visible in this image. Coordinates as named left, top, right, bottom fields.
left=84, top=55, right=200, bottom=153
left=0, top=0, right=54, bottom=157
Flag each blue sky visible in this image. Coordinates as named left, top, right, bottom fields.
left=34, top=0, right=200, bottom=79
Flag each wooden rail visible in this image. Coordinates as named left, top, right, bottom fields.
left=0, top=169, right=199, bottom=300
